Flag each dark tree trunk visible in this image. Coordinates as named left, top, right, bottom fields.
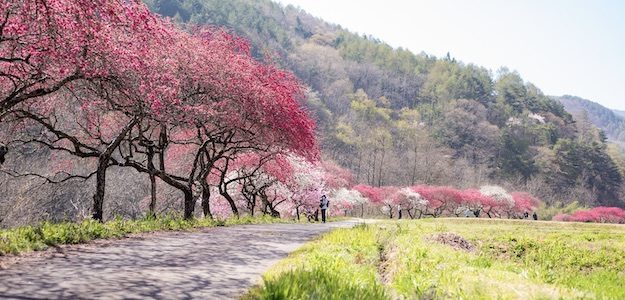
left=183, top=189, right=195, bottom=220
left=92, top=118, right=137, bottom=222
left=261, top=196, right=269, bottom=215
left=261, top=195, right=280, bottom=218
left=147, top=146, right=157, bottom=218
left=249, top=194, right=256, bottom=217
left=149, top=174, right=156, bottom=217
left=221, top=191, right=239, bottom=218
left=92, top=156, right=108, bottom=222
left=201, top=183, right=212, bottom=219
left=296, top=206, right=300, bottom=221
left=0, top=143, right=7, bottom=165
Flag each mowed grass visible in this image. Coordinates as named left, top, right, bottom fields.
left=246, top=218, right=625, bottom=299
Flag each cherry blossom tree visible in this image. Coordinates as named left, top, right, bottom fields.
left=353, top=184, right=384, bottom=216
left=479, top=185, right=515, bottom=218
left=460, top=189, right=493, bottom=217
left=1, top=1, right=318, bottom=221
left=554, top=207, right=625, bottom=224
left=511, top=192, right=540, bottom=217
left=331, top=188, right=367, bottom=216
left=282, top=155, right=326, bottom=220
left=1, top=0, right=186, bottom=220
left=236, top=154, right=292, bottom=217
left=395, top=187, right=427, bottom=219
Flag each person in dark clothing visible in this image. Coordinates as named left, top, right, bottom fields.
left=524, top=211, right=529, bottom=219
left=320, top=195, right=329, bottom=223
left=532, top=211, right=538, bottom=220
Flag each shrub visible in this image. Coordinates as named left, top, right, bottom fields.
left=552, top=207, right=625, bottom=224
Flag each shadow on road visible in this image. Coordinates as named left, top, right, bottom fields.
left=0, top=222, right=359, bottom=299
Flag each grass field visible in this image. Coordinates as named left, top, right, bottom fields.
left=246, top=218, right=625, bottom=300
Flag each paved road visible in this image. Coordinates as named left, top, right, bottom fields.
left=0, top=220, right=364, bottom=299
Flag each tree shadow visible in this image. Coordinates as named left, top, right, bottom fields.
left=0, top=223, right=351, bottom=299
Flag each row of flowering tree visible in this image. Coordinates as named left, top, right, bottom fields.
left=553, top=207, right=625, bottom=224
left=332, top=184, right=542, bottom=219
left=0, top=0, right=329, bottom=221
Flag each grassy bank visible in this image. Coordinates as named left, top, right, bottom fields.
left=0, top=215, right=290, bottom=256
left=247, top=218, right=625, bottom=299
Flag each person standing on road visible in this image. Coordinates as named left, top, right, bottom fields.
left=532, top=211, right=538, bottom=220
left=320, top=194, right=330, bottom=223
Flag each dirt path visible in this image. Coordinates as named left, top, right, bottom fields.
left=0, top=220, right=364, bottom=299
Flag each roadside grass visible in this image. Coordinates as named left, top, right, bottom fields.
left=0, top=214, right=293, bottom=256
left=243, top=223, right=388, bottom=300
left=247, top=218, right=625, bottom=299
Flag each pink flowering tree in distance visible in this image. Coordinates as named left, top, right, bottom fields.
left=460, top=189, right=493, bottom=217
left=395, top=187, right=428, bottom=219
left=479, top=185, right=515, bottom=218
left=554, top=207, right=625, bottom=224
left=511, top=192, right=541, bottom=217
left=332, top=188, right=367, bottom=217
left=353, top=184, right=386, bottom=216
left=283, top=155, right=326, bottom=220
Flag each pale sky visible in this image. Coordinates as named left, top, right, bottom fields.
left=276, top=0, right=625, bottom=110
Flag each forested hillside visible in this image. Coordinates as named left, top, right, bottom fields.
left=557, top=95, right=625, bottom=145
left=143, top=0, right=625, bottom=207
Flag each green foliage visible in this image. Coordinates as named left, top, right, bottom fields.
left=498, top=127, right=538, bottom=181
left=423, top=60, right=493, bottom=105
left=0, top=216, right=289, bottom=256
left=334, top=31, right=434, bottom=75
left=550, top=139, right=623, bottom=205
left=538, top=201, right=588, bottom=221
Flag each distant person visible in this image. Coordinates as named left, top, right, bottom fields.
left=320, top=195, right=329, bottom=223
left=524, top=211, right=529, bottom=219
left=532, top=211, right=538, bottom=220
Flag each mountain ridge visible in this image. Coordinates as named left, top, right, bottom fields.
left=556, top=95, right=625, bottom=144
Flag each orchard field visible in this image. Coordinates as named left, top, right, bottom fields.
left=247, top=218, right=625, bottom=299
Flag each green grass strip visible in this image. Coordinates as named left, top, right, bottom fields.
left=244, top=223, right=388, bottom=300
left=0, top=215, right=291, bottom=256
